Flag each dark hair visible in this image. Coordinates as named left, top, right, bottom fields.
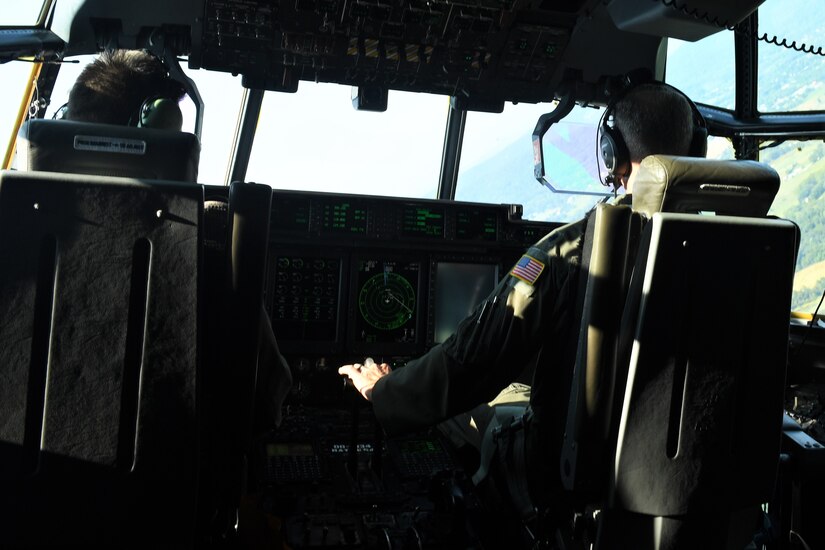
left=66, top=50, right=185, bottom=125
left=613, top=83, right=694, bottom=163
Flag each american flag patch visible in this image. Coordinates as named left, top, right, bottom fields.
left=510, top=255, right=545, bottom=285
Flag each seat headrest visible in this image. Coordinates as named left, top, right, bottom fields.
left=17, top=119, right=201, bottom=183
left=632, top=155, right=780, bottom=218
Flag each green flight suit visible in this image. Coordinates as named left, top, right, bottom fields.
left=371, top=215, right=588, bottom=437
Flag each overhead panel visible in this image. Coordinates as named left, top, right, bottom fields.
left=193, top=0, right=592, bottom=103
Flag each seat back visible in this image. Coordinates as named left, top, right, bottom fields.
left=195, top=182, right=280, bottom=540
left=556, top=155, right=796, bottom=548
left=226, top=182, right=274, bottom=441
left=560, top=203, right=643, bottom=498
left=17, top=119, right=200, bottom=182
left=601, top=212, right=797, bottom=549
left=0, top=170, right=203, bottom=547
left=632, top=155, right=779, bottom=217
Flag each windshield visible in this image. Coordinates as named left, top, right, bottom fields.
left=246, top=83, right=448, bottom=199
left=1, top=2, right=49, bottom=27
left=457, top=102, right=604, bottom=223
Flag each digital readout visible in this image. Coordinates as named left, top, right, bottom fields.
left=517, top=226, right=551, bottom=245
left=271, top=197, right=311, bottom=232
left=401, top=206, right=444, bottom=238
left=456, top=210, right=497, bottom=240
left=322, top=201, right=367, bottom=234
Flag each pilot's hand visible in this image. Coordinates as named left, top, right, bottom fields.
left=338, top=357, right=391, bottom=401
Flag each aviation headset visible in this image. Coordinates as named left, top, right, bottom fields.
left=127, top=50, right=185, bottom=130
left=598, top=80, right=708, bottom=186
left=130, top=95, right=184, bottom=131
left=53, top=93, right=183, bottom=130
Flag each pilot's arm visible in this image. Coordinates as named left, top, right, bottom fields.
left=339, top=219, right=586, bottom=436
left=255, top=305, right=293, bottom=431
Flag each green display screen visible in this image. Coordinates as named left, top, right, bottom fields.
left=322, top=201, right=367, bottom=234
left=401, top=205, right=444, bottom=238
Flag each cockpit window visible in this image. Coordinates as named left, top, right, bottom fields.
left=179, top=67, right=246, bottom=184
left=1, top=2, right=50, bottom=26
left=669, top=3, right=824, bottom=114
left=456, top=102, right=603, bottom=223
left=757, top=4, right=825, bottom=312
left=766, top=140, right=825, bottom=313
left=246, top=83, right=448, bottom=199
left=666, top=32, right=735, bottom=111
left=757, top=4, right=825, bottom=112
left=0, top=62, right=36, bottom=163
left=42, top=55, right=94, bottom=119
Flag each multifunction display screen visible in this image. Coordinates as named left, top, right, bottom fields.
left=271, top=196, right=311, bottom=232
left=401, top=205, right=445, bottom=238
left=434, top=262, right=499, bottom=343
left=322, top=201, right=368, bottom=234
left=353, top=259, right=420, bottom=345
left=456, top=209, right=497, bottom=241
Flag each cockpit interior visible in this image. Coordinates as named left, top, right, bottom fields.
left=1, top=0, right=824, bottom=548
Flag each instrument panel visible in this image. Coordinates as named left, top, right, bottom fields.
left=265, top=189, right=558, bottom=405
left=269, top=191, right=519, bottom=242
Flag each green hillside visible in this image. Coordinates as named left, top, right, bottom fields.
left=760, top=80, right=825, bottom=311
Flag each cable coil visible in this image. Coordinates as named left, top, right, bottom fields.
left=659, top=0, right=825, bottom=57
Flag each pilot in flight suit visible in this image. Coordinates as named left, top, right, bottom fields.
left=371, top=214, right=588, bottom=437
left=339, top=82, right=700, bottom=493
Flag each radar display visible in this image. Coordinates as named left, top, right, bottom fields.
left=354, top=259, right=419, bottom=345
left=359, top=272, right=415, bottom=330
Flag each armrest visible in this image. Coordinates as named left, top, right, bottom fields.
left=782, top=413, right=825, bottom=480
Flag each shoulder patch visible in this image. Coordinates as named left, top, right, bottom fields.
left=510, top=254, right=545, bottom=285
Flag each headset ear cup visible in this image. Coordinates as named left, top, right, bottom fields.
left=600, top=125, right=630, bottom=182
left=138, top=97, right=183, bottom=131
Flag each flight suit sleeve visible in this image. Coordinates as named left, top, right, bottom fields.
left=254, top=306, right=293, bottom=432
left=371, top=220, right=585, bottom=436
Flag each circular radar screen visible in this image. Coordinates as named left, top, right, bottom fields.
left=358, top=272, right=416, bottom=330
